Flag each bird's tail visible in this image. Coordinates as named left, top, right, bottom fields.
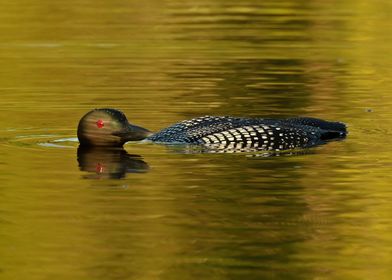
left=286, top=117, right=347, bottom=140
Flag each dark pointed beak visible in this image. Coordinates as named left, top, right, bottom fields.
left=112, top=124, right=152, bottom=142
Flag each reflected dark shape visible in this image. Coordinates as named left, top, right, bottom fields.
left=77, top=146, right=149, bottom=179
left=164, top=141, right=334, bottom=156
left=171, top=58, right=311, bottom=118
left=169, top=58, right=348, bottom=120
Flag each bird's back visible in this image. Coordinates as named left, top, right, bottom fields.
left=146, top=116, right=346, bottom=151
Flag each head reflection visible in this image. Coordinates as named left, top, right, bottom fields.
left=77, top=146, right=149, bottom=179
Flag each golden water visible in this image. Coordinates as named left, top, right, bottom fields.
left=1, top=0, right=392, bottom=279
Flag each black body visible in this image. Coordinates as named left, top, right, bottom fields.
left=147, top=116, right=347, bottom=151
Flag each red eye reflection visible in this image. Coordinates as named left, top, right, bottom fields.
left=96, top=163, right=104, bottom=173
left=96, top=119, right=104, bottom=128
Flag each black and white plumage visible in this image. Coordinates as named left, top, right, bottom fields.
left=77, top=108, right=347, bottom=151
left=146, top=116, right=347, bottom=151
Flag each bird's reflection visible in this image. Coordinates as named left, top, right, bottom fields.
left=77, top=146, right=149, bottom=179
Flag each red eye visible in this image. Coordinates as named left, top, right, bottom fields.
left=96, top=119, right=104, bottom=128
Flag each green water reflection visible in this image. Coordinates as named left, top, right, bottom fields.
left=1, top=0, right=392, bottom=279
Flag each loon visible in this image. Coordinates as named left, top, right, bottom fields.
left=77, top=108, right=347, bottom=151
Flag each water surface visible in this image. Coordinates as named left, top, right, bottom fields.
left=1, top=0, right=392, bottom=279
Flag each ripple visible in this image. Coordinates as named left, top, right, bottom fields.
left=38, top=138, right=78, bottom=149
left=1, top=128, right=79, bottom=149
left=52, top=137, right=79, bottom=143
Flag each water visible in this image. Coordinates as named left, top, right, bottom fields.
left=1, top=0, right=392, bottom=279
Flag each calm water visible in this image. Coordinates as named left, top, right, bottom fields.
left=1, top=0, right=392, bottom=279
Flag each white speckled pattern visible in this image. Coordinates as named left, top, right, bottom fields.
left=147, top=116, right=346, bottom=151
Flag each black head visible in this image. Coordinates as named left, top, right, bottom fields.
left=77, top=108, right=152, bottom=147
